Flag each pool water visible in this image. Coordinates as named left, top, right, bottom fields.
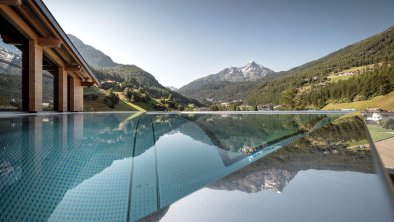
left=0, top=112, right=393, bottom=222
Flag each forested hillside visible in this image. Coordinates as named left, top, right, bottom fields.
left=178, top=81, right=259, bottom=103
left=246, top=26, right=394, bottom=109
left=91, top=65, right=200, bottom=106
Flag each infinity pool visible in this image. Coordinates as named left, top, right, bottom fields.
left=0, top=112, right=393, bottom=222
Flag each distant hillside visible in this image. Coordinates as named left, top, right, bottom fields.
left=179, top=61, right=275, bottom=103
left=166, top=86, right=178, bottom=91
left=92, top=65, right=200, bottom=106
left=323, top=90, right=394, bottom=111
left=67, top=35, right=200, bottom=110
left=179, top=81, right=258, bottom=103
left=246, top=25, right=394, bottom=109
left=68, top=34, right=119, bottom=68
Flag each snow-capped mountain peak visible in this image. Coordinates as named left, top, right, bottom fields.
left=0, top=45, right=22, bottom=67
left=202, top=61, right=274, bottom=82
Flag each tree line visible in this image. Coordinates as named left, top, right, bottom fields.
left=281, top=64, right=394, bottom=109
left=246, top=26, right=394, bottom=106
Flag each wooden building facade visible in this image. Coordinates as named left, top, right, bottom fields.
left=0, top=0, right=99, bottom=112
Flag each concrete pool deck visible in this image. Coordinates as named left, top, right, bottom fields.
left=375, top=137, right=394, bottom=169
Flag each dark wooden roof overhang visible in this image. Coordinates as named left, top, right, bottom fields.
left=0, top=0, right=100, bottom=86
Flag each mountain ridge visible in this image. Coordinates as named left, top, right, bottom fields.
left=199, top=61, right=274, bottom=83
left=67, top=34, right=200, bottom=109
left=178, top=61, right=275, bottom=103
left=67, top=34, right=119, bottom=68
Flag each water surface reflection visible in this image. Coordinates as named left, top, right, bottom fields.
left=1, top=113, right=391, bottom=222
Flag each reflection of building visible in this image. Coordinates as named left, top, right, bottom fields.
left=366, top=113, right=382, bottom=122
left=0, top=1, right=99, bottom=112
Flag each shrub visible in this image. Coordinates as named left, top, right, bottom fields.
left=104, top=90, right=119, bottom=108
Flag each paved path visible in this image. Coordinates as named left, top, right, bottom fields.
left=375, top=137, right=394, bottom=169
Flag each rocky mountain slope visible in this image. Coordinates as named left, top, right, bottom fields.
left=0, top=45, right=21, bottom=72
left=202, top=61, right=274, bottom=82
left=178, top=61, right=275, bottom=103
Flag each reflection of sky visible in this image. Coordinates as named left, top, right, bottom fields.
left=49, top=158, right=132, bottom=221
left=159, top=170, right=394, bottom=222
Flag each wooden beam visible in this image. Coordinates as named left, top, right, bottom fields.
left=0, top=34, right=24, bottom=45
left=43, top=64, right=56, bottom=71
left=22, top=40, right=28, bottom=111
left=0, top=5, right=37, bottom=40
left=37, top=38, right=61, bottom=48
left=28, top=40, right=43, bottom=112
left=67, top=71, right=85, bottom=85
left=65, top=64, right=81, bottom=72
left=68, top=75, right=75, bottom=111
left=68, top=75, right=84, bottom=111
left=0, top=0, right=22, bottom=6
left=57, top=67, right=67, bottom=111
left=26, top=0, right=60, bottom=40
left=16, top=4, right=50, bottom=37
left=72, top=78, right=83, bottom=111
left=81, top=81, right=94, bottom=87
left=67, top=72, right=79, bottom=79
left=43, top=48, right=65, bottom=67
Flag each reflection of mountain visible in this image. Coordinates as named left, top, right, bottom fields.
left=0, top=113, right=367, bottom=222
left=183, top=114, right=327, bottom=152
left=210, top=168, right=297, bottom=193
left=208, top=116, right=373, bottom=193
left=133, top=114, right=326, bottom=158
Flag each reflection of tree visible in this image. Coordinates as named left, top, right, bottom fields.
left=131, top=114, right=335, bottom=159
left=383, top=118, right=394, bottom=130
left=183, top=114, right=327, bottom=153
left=208, top=116, right=374, bottom=193
left=307, top=116, right=368, bottom=145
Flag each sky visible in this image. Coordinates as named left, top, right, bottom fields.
left=43, top=0, right=394, bottom=88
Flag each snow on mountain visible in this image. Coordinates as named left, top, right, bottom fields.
left=167, top=86, right=178, bottom=91
left=0, top=45, right=22, bottom=69
left=201, top=61, right=274, bottom=82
